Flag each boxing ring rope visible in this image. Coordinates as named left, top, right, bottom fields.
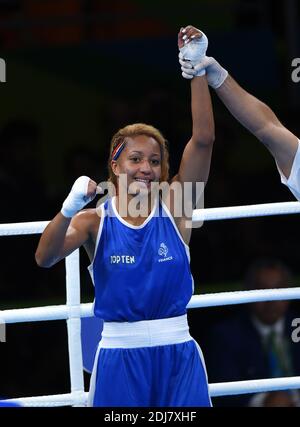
left=1, top=200, right=300, bottom=406
left=1, top=201, right=300, bottom=237
left=2, top=288, right=300, bottom=324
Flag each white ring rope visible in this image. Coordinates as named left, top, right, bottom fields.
left=0, top=221, right=49, bottom=236
left=1, top=288, right=300, bottom=324
left=209, top=376, right=300, bottom=397
left=193, top=201, right=300, bottom=221
left=188, top=287, right=300, bottom=308
left=1, top=200, right=300, bottom=406
left=0, top=201, right=300, bottom=236
left=5, top=392, right=86, bottom=407
left=5, top=375, right=300, bottom=406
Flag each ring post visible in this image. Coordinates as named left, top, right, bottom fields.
left=65, top=250, right=85, bottom=406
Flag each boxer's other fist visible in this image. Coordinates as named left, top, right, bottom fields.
left=61, top=176, right=100, bottom=218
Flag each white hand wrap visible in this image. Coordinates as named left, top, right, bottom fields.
left=180, top=55, right=228, bottom=88
left=61, top=176, right=94, bottom=218
left=179, top=31, right=208, bottom=77
left=195, top=56, right=228, bottom=88
left=179, top=52, right=194, bottom=80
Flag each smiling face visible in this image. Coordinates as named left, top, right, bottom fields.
left=111, top=135, right=162, bottom=194
left=108, top=123, right=169, bottom=191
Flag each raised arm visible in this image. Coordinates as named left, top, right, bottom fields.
left=215, top=74, right=298, bottom=179
left=177, top=76, right=215, bottom=186
left=176, top=27, right=215, bottom=189
left=180, top=51, right=299, bottom=180
left=168, top=27, right=215, bottom=242
left=35, top=176, right=98, bottom=267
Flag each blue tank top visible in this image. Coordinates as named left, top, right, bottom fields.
left=88, top=197, right=194, bottom=322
